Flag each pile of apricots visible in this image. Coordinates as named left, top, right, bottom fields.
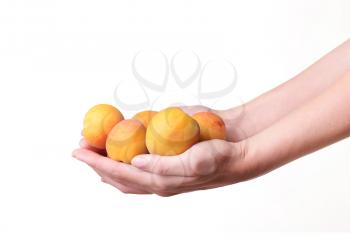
left=83, top=104, right=227, bottom=163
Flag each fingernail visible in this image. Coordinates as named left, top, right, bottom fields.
left=131, top=155, right=151, bottom=168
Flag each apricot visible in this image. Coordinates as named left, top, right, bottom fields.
left=83, top=104, right=124, bottom=149
left=106, top=119, right=148, bottom=163
left=192, top=112, right=227, bottom=141
left=146, top=107, right=200, bottom=156
left=132, top=110, right=158, bottom=128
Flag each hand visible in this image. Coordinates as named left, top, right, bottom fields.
left=73, top=138, right=256, bottom=196
left=180, top=105, right=213, bottom=115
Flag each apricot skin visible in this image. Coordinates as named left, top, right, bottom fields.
left=106, top=119, right=148, bottom=164
left=146, top=107, right=200, bottom=156
left=192, top=112, right=227, bottom=141
left=132, top=110, right=158, bottom=128
left=83, top=104, right=124, bottom=149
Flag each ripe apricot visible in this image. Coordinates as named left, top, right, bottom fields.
left=192, top=112, right=227, bottom=141
left=132, top=110, right=158, bottom=128
left=106, top=119, right=148, bottom=164
left=83, top=104, right=124, bottom=149
left=146, top=107, right=200, bottom=156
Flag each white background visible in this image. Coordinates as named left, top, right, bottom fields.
left=1, top=0, right=350, bottom=244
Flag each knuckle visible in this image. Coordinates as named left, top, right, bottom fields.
left=191, top=158, right=209, bottom=175
left=151, top=157, right=168, bottom=175
left=155, top=164, right=169, bottom=175
left=189, top=140, right=233, bottom=176
left=192, top=156, right=219, bottom=176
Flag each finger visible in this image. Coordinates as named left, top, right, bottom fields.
left=102, top=176, right=151, bottom=194
left=79, top=138, right=106, bottom=155
left=132, top=141, right=225, bottom=177
left=91, top=168, right=151, bottom=194
left=131, top=153, right=191, bottom=176
left=73, top=148, right=198, bottom=193
left=180, top=105, right=209, bottom=116
left=179, top=106, right=195, bottom=115
left=72, top=148, right=153, bottom=187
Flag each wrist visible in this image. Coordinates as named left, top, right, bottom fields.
left=226, top=136, right=273, bottom=183
left=216, top=106, right=250, bottom=142
left=222, top=140, right=255, bottom=183
left=239, top=133, right=286, bottom=181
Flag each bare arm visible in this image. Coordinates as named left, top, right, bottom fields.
left=240, top=70, right=350, bottom=179
left=221, top=39, right=350, bottom=141
left=73, top=40, right=350, bottom=196
left=73, top=70, right=350, bottom=196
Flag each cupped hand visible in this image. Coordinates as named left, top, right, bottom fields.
left=73, top=138, right=256, bottom=196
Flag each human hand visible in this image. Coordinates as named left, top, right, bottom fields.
left=73, top=138, right=256, bottom=196
left=180, top=105, right=213, bottom=115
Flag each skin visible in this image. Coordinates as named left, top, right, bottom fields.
left=222, top=38, right=350, bottom=142
left=73, top=39, right=350, bottom=196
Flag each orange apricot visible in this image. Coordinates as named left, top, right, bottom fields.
left=83, top=104, right=124, bottom=149
left=146, top=107, right=200, bottom=156
left=192, top=111, right=227, bottom=141
left=106, top=119, right=148, bottom=164
left=132, top=110, right=158, bottom=128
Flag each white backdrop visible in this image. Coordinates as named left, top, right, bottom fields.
left=0, top=0, right=349, bottom=244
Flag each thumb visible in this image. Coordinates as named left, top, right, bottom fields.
left=131, top=153, right=192, bottom=176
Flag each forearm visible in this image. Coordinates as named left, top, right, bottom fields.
left=242, top=71, right=350, bottom=177
left=220, top=38, right=350, bottom=141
